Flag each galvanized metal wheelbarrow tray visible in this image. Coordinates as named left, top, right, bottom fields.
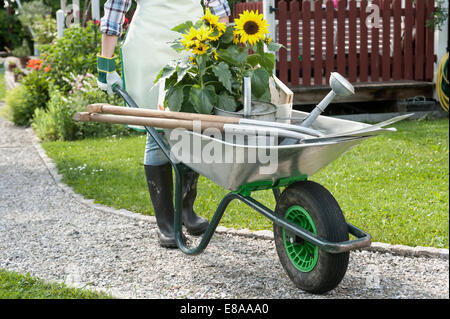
left=112, top=85, right=409, bottom=293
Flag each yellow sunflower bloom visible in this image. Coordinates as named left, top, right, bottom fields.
left=181, top=26, right=213, bottom=50
left=234, top=10, right=269, bottom=45
left=202, top=8, right=220, bottom=26
left=202, top=8, right=226, bottom=41
left=192, top=42, right=209, bottom=55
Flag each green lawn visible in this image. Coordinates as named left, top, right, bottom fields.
left=0, top=269, right=111, bottom=299
left=42, top=119, right=449, bottom=248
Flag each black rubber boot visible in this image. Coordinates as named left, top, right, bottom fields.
left=144, top=164, right=178, bottom=248
left=144, top=165, right=209, bottom=247
left=182, top=171, right=209, bottom=236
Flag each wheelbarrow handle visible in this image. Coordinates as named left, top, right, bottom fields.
left=112, top=85, right=177, bottom=168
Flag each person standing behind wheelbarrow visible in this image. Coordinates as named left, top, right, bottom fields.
left=97, top=0, right=231, bottom=248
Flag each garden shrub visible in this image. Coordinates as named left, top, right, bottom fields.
left=5, top=85, right=28, bottom=126
left=39, top=23, right=120, bottom=93
left=6, top=69, right=49, bottom=126
left=33, top=17, right=57, bottom=47
left=0, top=9, right=31, bottom=52
left=32, top=74, right=131, bottom=141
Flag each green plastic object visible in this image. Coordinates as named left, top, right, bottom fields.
left=235, top=175, right=308, bottom=197
left=283, top=205, right=319, bottom=272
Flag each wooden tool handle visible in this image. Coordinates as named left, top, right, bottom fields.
left=74, top=112, right=225, bottom=132
left=87, top=104, right=240, bottom=124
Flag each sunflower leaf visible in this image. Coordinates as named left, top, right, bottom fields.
left=212, top=62, right=233, bottom=93
left=267, top=41, right=283, bottom=53
left=189, top=85, right=217, bottom=114
left=217, top=46, right=248, bottom=66
left=171, top=21, right=193, bottom=34
left=251, top=68, right=270, bottom=99
left=176, top=62, right=190, bottom=83
left=154, top=61, right=177, bottom=84
left=260, top=53, right=276, bottom=74
left=220, top=26, right=234, bottom=44
left=217, top=91, right=238, bottom=112
left=165, top=85, right=184, bottom=112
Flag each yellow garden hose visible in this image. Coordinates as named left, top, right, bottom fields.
left=436, top=53, right=449, bottom=112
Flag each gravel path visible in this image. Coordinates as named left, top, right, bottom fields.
left=0, top=110, right=448, bottom=299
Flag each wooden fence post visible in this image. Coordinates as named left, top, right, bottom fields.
left=325, top=0, right=335, bottom=84
left=359, top=0, right=369, bottom=82
left=290, top=0, right=300, bottom=86
left=348, top=0, right=357, bottom=83
left=392, top=0, right=402, bottom=81
left=403, top=0, right=414, bottom=80
left=92, top=0, right=100, bottom=22
left=314, top=0, right=323, bottom=85
left=381, top=0, right=391, bottom=82
left=56, top=9, right=65, bottom=38
left=278, top=0, right=288, bottom=84
left=302, top=0, right=311, bottom=86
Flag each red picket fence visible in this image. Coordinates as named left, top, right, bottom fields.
left=233, top=0, right=436, bottom=87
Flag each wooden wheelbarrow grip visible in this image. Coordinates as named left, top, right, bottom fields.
left=74, top=112, right=225, bottom=132
left=87, top=104, right=240, bottom=124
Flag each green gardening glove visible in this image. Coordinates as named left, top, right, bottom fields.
left=97, top=54, right=123, bottom=95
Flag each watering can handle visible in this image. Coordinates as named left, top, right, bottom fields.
left=243, top=77, right=252, bottom=118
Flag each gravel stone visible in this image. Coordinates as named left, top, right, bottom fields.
left=0, top=109, right=448, bottom=299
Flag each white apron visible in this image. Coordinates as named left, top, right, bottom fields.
left=121, top=0, right=203, bottom=112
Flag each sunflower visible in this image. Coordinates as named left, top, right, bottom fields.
left=201, top=8, right=226, bottom=41
left=192, top=42, right=209, bottom=55
left=181, top=26, right=213, bottom=50
left=233, top=10, right=269, bottom=45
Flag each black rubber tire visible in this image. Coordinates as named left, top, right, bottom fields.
left=273, top=181, right=350, bottom=294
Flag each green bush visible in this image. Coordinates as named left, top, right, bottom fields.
left=0, top=9, right=31, bottom=52
left=32, top=74, right=131, bottom=141
left=6, top=69, right=49, bottom=126
left=11, top=40, right=32, bottom=58
left=5, top=85, right=28, bottom=125
left=16, top=0, right=52, bottom=29
left=39, top=23, right=117, bottom=93
left=33, top=17, right=57, bottom=46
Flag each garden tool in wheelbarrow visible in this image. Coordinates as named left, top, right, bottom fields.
left=74, top=73, right=412, bottom=294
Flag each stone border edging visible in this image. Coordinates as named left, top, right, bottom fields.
left=27, top=128, right=449, bottom=261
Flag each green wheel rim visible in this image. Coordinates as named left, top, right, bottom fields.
left=282, top=205, right=319, bottom=272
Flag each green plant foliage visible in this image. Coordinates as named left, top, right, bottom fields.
left=32, top=74, right=131, bottom=141
left=39, top=22, right=106, bottom=93
left=16, top=0, right=52, bottom=29
left=0, top=9, right=31, bottom=51
left=6, top=69, right=49, bottom=126
left=426, top=0, right=449, bottom=31
left=33, top=17, right=57, bottom=46
left=157, top=11, right=281, bottom=114
left=11, top=40, right=32, bottom=58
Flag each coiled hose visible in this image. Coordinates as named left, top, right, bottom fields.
left=436, top=53, right=449, bottom=112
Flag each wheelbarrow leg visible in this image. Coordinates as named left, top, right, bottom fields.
left=173, top=165, right=240, bottom=256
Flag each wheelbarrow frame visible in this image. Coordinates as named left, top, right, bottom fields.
left=113, top=85, right=371, bottom=256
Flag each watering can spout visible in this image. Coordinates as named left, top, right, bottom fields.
left=300, top=72, right=355, bottom=128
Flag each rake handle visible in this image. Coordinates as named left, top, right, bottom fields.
left=87, top=104, right=240, bottom=125
left=74, top=112, right=225, bottom=132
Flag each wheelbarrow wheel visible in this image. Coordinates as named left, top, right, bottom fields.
left=273, top=181, right=349, bottom=294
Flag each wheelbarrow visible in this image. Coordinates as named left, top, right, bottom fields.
left=75, top=75, right=410, bottom=294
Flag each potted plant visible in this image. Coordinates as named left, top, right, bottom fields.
left=156, top=9, right=282, bottom=117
